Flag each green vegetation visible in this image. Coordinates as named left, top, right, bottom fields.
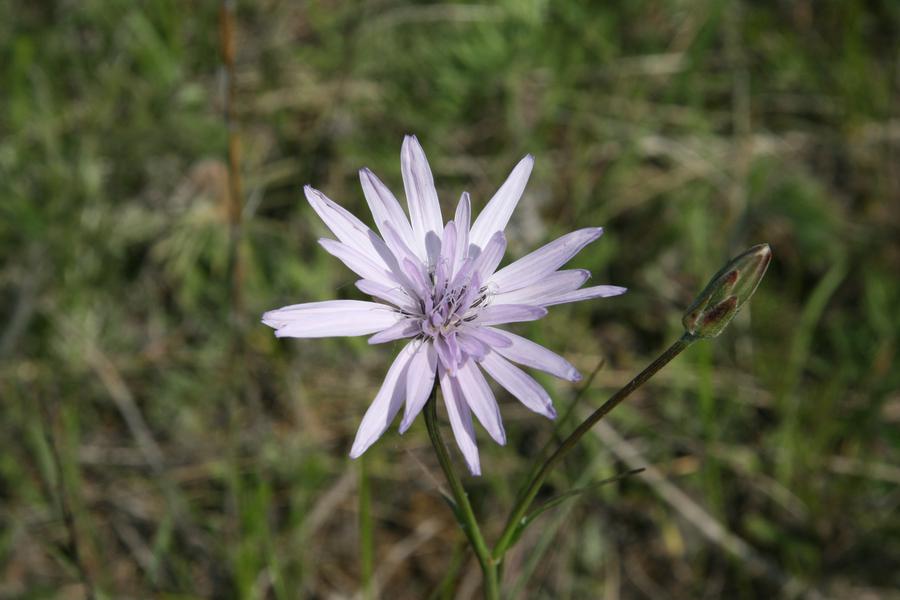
left=2, top=1, right=898, bottom=597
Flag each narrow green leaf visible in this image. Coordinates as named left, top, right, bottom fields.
left=508, top=468, right=645, bottom=547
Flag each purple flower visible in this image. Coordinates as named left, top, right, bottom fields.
left=263, top=136, right=625, bottom=475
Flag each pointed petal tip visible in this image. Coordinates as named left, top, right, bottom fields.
left=348, top=423, right=382, bottom=460
left=567, top=368, right=583, bottom=382
left=515, top=154, right=535, bottom=170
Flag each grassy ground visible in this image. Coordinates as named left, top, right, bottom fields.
left=2, top=1, right=899, bottom=598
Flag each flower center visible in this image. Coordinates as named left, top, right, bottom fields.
left=418, top=270, right=486, bottom=340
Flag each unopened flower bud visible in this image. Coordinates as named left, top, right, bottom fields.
left=682, top=244, right=772, bottom=338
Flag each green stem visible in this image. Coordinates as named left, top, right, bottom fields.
left=358, top=455, right=374, bottom=600
left=424, top=386, right=500, bottom=600
left=493, top=332, right=696, bottom=560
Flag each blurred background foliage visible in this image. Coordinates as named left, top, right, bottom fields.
left=1, top=0, right=899, bottom=598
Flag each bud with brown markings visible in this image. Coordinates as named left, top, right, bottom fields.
left=682, top=244, right=772, bottom=338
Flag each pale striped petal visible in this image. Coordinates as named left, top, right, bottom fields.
left=440, top=366, right=481, bottom=475
left=359, top=167, right=416, bottom=250
left=489, top=228, right=604, bottom=293
left=469, top=155, right=534, bottom=249
left=479, top=351, right=556, bottom=419
left=319, top=239, right=395, bottom=287
left=382, top=221, right=426, bottom=275
left=434, top=336, right=456, bottom=375
left=436, top=221, right=457, bottom=294
left=540, top=285, right=628, bottom=307
left=355, top=279, right=417, bottom=312
left=490, top=270, right=590, bottom=306
left=399, top=342, right=438, bottom=433
left=474, top=304, right=547, bottom=326
left=460, top=326, right=513, bottom=349
left=263, top=300, right=401, bottom=338
left=456, top=360, right=506, bottom=445
left=472, top=231, right=507, bottom=281
left=456, top=332, right=491, bottom=360
left=401, top=135, right=443, bottom=263
left=368, top=319, right=420, bottom=344
left=305, top=186, right=396, bottom=269
left=350, top=342, right=417, bottom=458
left=402, top=258, right=431, bottom=301
left=454, top=192, right=471, bottom=273
left=486, top=327, right=581, bottom=382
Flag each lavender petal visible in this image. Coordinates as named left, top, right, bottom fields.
left=440, top=366, right=482, bottom=476
left=485, top=327, right=581, bottom=382
left=359, top=167, right=416, bottom=250
left=401, top=135, right=443, bottom=263
left=399, top=342, right=438, bottom=433
left=469, top=154, right=534, bottom=249
left=456, top=360, right=506, bottom=445
left=349, top=342, right=416, bottom=458
left=489, top=228, right=604, bottom=293
left=453, top=192, right=471, bottom=273
left=472, top=231, right=507, bottom=281
left=437, top=221, right=457, bottom=290
left=318, top=239, right=395, bottom=288
left=305, top=186, right=392, bottom=269
left=456, top=332, right=491, bottom=360
left=262, top=300, right=401, bottom=338
left=490, top=269, right=590, bottom=306
left=474, top=304, right=547, bottom=326
left=355, top=279, right=416, bottom=312
left=368, top=319, right=420, bottom=344
left=433, top=335, right=456, bottom=374
left=479, top=351, right=556, bottom=419
left=462, top=326, right=513, bottom=349
left=541, top=285, right=628, bottom=307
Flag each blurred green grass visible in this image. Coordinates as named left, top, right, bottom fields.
left=2, top=1, right=899, bottom=598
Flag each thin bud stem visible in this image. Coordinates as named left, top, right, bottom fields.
left=493, top=333, right=696, bottom=560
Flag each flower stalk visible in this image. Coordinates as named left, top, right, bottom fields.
left=423, top=385, right=500, bottom=599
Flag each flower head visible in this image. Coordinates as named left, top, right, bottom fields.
left=263, top=136, right=626, bottom=474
